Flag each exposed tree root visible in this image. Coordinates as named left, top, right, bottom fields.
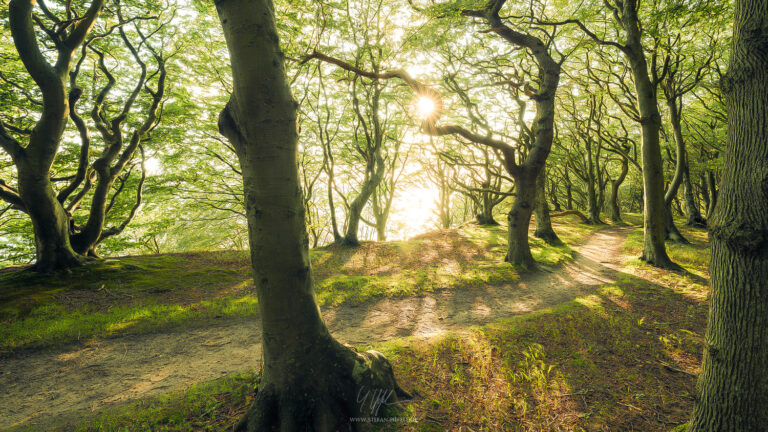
left=234, top=349, right=409, bottom=432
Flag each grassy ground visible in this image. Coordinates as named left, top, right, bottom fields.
left=0, top=215, right=594, bottom=356
left=40, top=215, right=710, bottom=432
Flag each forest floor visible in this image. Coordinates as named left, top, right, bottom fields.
left=0, top=216, right=710, bottom=432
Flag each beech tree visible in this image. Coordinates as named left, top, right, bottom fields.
left=688, top=0, right=768, bottom=429
left=214, top=0, right=406, bottom=429
left=1, top=0, right=106, bottom=270
left=0, top=0, right=170, bottom=268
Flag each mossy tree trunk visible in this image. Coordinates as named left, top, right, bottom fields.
left=215, top=1, right=405, bottom=430
left=1, top=0, right=106, bottom=271
left=689, top=0, right=768, bottom=429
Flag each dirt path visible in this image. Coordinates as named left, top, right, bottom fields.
left=0, top=226, right=633, bottom=431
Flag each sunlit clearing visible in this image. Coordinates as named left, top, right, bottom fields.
left=416, top=96, right=436, bottom=119
left=390, top=185, right=440, bottom=239
left=144, top=157, right=162, bottom=175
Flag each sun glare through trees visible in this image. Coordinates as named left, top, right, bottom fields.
left=1, top=0, right=766, bottom=431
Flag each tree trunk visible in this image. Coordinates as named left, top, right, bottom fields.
left=343, top=164, right=383, bottom=245
left=17, top=162, right=83, bottom=271
left=585, top=138, right=602, bottom=224
left=682, top=166, right=706, bottom=227
left=565, top=171, right=573, bottom=210
left=663, top=95, right=689, bottom=243
left=476, top=186, right=498, bottom=225
left=216, top=2, right=405, bottom=430
left=609, top=157, right=629, bottom=223
left=533, top=168, right=560, bottom=244
left=506, top=171, right=537, bottom=269
left=70, top=169, right=115, bottom=254
left=688, top=1, right=768, bottom=428
left=706, top=170, right=718, bottom=220
left=550, top=182, right=562, bottom=212
left=624, top=23, right=675, bottom=266
left=326, top=165, right=342, bottom=242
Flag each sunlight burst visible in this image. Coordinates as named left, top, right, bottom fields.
left=416, top=96, right=437, bottom=119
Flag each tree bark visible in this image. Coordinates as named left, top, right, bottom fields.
left=688, top=1, right=768, bottom=429
left=533, top=168, right=560, bottom=244
left=506, top=171, right=537, bottom=268
left=216, top=2, right=405, bottom=430
left=706, top=170, right=718, bottom=220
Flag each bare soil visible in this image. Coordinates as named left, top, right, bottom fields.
left=0, top=227, right=632, bottom=431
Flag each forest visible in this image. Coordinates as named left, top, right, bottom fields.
left=0, top=0, right=766, bottom=431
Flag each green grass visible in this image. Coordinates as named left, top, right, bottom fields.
left=621, top=221, right=710, bottom=301
left=63, top=371, right=260, bottom=432
left=0, top=218, right=602, bottom=355
left=14, top=213, right=709, bottom=432
left=59, top=266, right=709, bottom=432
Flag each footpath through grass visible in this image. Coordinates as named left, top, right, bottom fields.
left=41, top=216, right=710, bottom=432
left=0, top=215, right=594, bottom=356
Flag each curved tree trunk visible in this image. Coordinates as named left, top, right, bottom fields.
left=682, top=164, right=706, bottom=227
left=689, top=1, right=768, bottom=428
left=663, top=95, right=689, bottom=243
left=216, top=2, right=405, bottom=430
left=5, top=0, right=105, bottom=271
left=533, top=168, right=560, bottom=244
left=609, top=157, right=629, bottom=223
left=343, top=160, right=384, bottom=246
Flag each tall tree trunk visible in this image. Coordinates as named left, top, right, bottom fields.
left=585, top=138, right=603, bottom=224
left=565, top=171, right=573, bottom=210
left=215, top=2, right=405, bottom=430
left=682, top=164, right=706, bottom=227
left=620, top=0, right=675, bottom=268
left=534, top=168, right=560, bottom=244
left=688, top=1, right=768, bottom=428
left=663, top=95, right=689, bottom=243
left=325, top=165, right=341, bottom=242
